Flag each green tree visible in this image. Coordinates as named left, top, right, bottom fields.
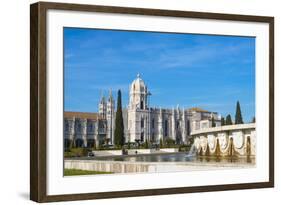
left=159, top=138, right=164, bottom=148
left=166, top=138, right=175, bottom=147
left=235, top=101, right=244, bottom=124
left=225, top=114, right=233, bottom=125
left=211, top=116, right=216, bottom=127
left=144, top=139, right=149, bottom=149
left=221, top=117, right=225, bottom=126
left=114, top=90, right=125, bottom=147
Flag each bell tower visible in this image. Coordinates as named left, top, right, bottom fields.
left=128, top=74, right=151, bottom=143
left=106, top=90, right=115, bottom=144
left=98, top=91, right=107, bottom=118
left=129, top=74, right=149, bottom=110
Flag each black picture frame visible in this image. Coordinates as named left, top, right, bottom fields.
left=30, top=1, right=274, bottom=202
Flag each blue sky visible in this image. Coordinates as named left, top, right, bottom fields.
left=64, top=28, right=255, bottom=122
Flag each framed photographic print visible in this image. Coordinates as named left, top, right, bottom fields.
left=30, top=1, right=274, bottom=202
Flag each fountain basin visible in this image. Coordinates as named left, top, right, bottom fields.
left=64, top=153, right=255, bottom=174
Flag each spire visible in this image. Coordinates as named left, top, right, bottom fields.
left=137, top=73, right=140, bottom=78
left=100, top=90, right=105, bottom=103
left=108, top=89, right=113, bottom=101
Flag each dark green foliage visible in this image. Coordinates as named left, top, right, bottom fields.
left=114, top=90, right=125, bottom=146
left=178, top=145, right=189, bottom=152
left=159, top=138, right=163, bottom=148
left=165, top=138, right=175, bottom=147
left=64, top=148, right=89, bottom=158
left=225, top=114, right=233, bottom=125
left=144, top=139, right=149, bottom=149
left=221, top=117, right=225, bottom=126
left=235, top=101, right=244, bottom=124
left=211, top=116, right=216, bottom=127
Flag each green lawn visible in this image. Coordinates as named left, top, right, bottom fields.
left=64, top=169, right=113, bottom=176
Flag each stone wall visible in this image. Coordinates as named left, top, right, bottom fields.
left=64, top=159, right=255, bottom=174
left=191, top=123, right=256, bottom=157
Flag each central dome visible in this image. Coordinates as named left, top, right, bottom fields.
left=130, top=73, right=147, bottom=93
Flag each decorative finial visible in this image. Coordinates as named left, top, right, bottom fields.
left=137, top=73, right=140, bottom=78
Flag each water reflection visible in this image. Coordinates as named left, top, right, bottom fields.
left=92, top=153, right=255, bottom=164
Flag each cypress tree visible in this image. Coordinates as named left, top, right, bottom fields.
left=114, top=90, right=125, bottom=147
left=221, top=117, right=225, bottom=126
left=225, top=114, right=233, bottom=125
left=235, top=101, right=244, bottom=124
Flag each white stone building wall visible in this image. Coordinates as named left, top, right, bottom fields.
left=64, top=75, right=222, bottom=147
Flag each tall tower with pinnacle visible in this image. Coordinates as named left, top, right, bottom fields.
left=128, top=74, right=151, bottom=143
left=98, top=91, right=107, bottom=119
left=129, top=73, right=149, bottom=110
left=106, top=89, right=115, bottom=144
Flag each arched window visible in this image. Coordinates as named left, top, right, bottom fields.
left=88, top=123, right=93, bottom=132
left=78, top=123, right=81, bottom=132
left=140, top=100, right=144, bottom=109
left=141, top=118, right=144, bottom=128
left=65, top=122, right=69, bottom=131
left=164, top=119, right=169, bottom=137
left=141, top=132, right=144, bottom=142
left=64, top=139, right=70, bottom=149
left=177, top=121, right=180, bottom=129
left=187, top=120, right=190, bottom=135
left=76, top=139, right=83, bottom=148
left=100, top=122, right=104, bottom=129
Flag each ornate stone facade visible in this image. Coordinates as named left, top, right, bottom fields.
left=64, top=74, right=221, bottom=148
left=191, top=123, right=256, bottom=157
left=126, top=74, right=221, bottom=144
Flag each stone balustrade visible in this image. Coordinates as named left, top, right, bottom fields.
left=190, top=123, right=256, bottom=157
